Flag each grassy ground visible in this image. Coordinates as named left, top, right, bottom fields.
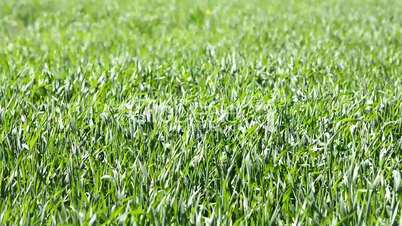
left=0, top=0, right=401, bottom=225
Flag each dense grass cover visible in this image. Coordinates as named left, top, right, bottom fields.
left=0, top=0, right=401, bottom=224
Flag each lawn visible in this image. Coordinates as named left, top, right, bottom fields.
left=0, top=0, right=401, bottom=224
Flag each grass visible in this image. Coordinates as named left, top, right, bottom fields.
left=0, top=0, right=401, bottom=224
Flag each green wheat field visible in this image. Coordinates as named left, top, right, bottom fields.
left=0, top=0, right=401, bottom=225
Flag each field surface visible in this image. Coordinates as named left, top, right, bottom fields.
left=0, top=0, right=401, bottom=225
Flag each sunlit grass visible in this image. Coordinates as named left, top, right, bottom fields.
left=0, top=0, right=401, bottom=224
